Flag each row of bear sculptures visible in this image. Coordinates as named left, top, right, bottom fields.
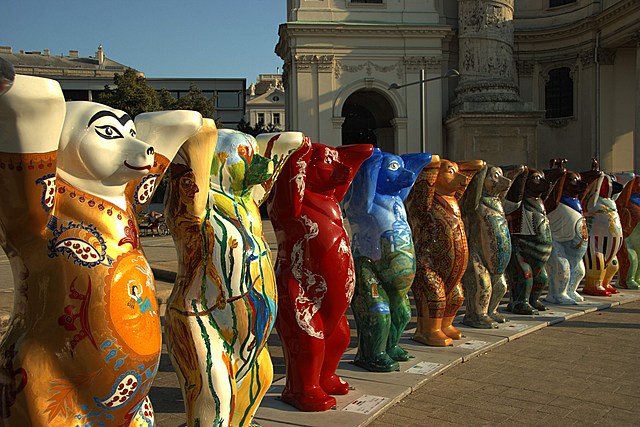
left=1, top=68, right=639, bottom=426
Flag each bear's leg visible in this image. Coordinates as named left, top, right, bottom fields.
left=319, top=314, right=351, bottom=395
left=506, top=252, right=537, bottom=315
left=412, top=266, right=452, bottom=346
left=627, top=241, right=640, bottom=289
left=462, top=254, right=497, bottom=328
left=276, top=280, right=336, bottom=411
left=351, top=257, right=398, bottom=372
left=165, top=313, right=235, bottom=426
left=529, top=261, right=549, bottom=311
left=617, top=239, right=632, bottom=289
left=232, top=347, right=274, bottom=424
left=583, top=249, right=610, bottom=296
left=488, top=273, right=509, bottom=323
left=442, top=283, right=464, bottom=339
left=603, top=256, right=619, bottom=294
left=544, top=243, right=575, bottom=305
left=567, top=258, right=586, bottom=303
left=378, top=253, right=415, bottom=361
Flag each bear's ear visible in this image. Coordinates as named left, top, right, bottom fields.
left=334, top=144, right=374, bottom=202
left=398, top=153, right=434, bottom=201
left=460, top=164, right=488, bottom=214
left=343, top=148, right=383, bottom=216
left=134, top=110, right=203, bottom=161
left=405, top=154, right=440, bottom=214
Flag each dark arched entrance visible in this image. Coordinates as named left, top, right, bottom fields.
left=341, top=90, right=395, bottom=153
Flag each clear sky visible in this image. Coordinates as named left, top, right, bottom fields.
left=3, top=0, right=287, bottom=83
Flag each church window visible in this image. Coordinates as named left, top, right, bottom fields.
left=545, top=67, right=573, bottom=119
left=257, top=113, right=265, bottom=125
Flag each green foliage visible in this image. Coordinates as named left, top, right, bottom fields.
left=98, top=70, right=218, bottom=121
left=237, top=118, right=282, bottom=136
left=176, top=84, right=216, bottom=119
left=97, top=68, right=160, bottom=117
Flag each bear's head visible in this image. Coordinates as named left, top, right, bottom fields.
left=57, top=102, right=155, bottom=188
left=562, top=171, right=587, bottom=198
left=483, top=166, right=512, bottom=197
left=211, top=129, right=274, bottom=196
left=305, top=143, right=352, bottom=194
left=435, top=159, right=469, bottom=197
left=524, top=168, right=552, bottom=198
left=375, top=152, right=419, bottom=196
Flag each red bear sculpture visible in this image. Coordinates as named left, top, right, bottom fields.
left=267, top=140, right=373, bottom=411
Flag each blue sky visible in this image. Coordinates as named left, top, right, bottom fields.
left=3, top=0, right=287, bottom=83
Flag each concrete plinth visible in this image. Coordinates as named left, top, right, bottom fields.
left=445, top=108, right=544, bottom=166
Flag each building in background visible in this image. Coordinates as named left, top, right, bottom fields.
left=0, top=45, right=246, bottom=129
left=277, top=0, right=640, bottom=172
left=245, top=74, right=285, bottom=129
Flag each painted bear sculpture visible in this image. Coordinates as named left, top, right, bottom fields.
left=267, top=140, right=373, bottom=411
left=506, top=168, right=564, bottom=315
left=405, top=158, right=484, bottom=345
left=459, top=164, right=525, bottom=329
left=580, top=160, right=623, bottom=296
left=164, top=128, right=303, bottom=426
left=543, top=159, right=590, bottom=305
left=343, top=149, right=433, bottom=372
left=616, top=174, right=640, bottom=290
left=0, top=70, right=202, bottom=426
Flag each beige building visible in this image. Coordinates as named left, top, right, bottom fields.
left=246, top=74, right=286, bottom=129
left=277, top=0, right=640, bottom=172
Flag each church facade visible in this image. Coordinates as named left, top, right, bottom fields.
left=277, top=0, right=640, bottom=172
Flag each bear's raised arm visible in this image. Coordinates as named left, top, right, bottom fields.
left=253, top=131, right=305, bottom=206
left=267, top=136, right=312, bottom=219
left=0, top=73, right=65, bottom=242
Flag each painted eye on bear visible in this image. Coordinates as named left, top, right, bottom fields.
left=130, top=129, right=136, bottom=137
left=95, top=125, right=124, bottom=140
left=388, top=161, right=400, bottom=171
left=324, top=157, right=333, bottom=164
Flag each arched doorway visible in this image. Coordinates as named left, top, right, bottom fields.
left=341, top=90, right=395, bottom=153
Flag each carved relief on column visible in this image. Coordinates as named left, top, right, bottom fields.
left=598, top=49, right=616, bottom=66
left=455, top=0, right=519, bottom=103
left=516, top=60, right=535, bottom=77
left=403, top=57, right=442, bottom=73
left=295, top=55, right=315, bottom=72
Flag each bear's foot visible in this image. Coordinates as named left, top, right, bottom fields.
left=281, top=386, right=337, bottom=412
left=544, top=293, right=576, bottom=305
left=386, top=345, right=412, bottom=362
left=352, top=352, right=399, bottom=372
left=489, top=312, right=509, bottom=323
left=604, top=284, right=618, bottom=294
left=507, top=301, right=538, bottom=315
left=320, top=374, right=350, bottom=395
left=582, top=287, right=611, bottom=297
left=412, top=330, right=453, bottom=347
left=619, top=279, right=640, bottom=290
left=529, top=299, right=548, bottom=311
left=567, top=290, right=584, bottom=303
left=463, top=314, right=498, bottom=329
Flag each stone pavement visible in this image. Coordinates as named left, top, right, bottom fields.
left=0, top=222, right=639, bottom=426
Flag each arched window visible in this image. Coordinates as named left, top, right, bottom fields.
left=545, top=67, right=573, bottom=119
left=550, top=0, right=576, bottom=7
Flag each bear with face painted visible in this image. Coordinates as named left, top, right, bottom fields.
left=164, top=128, right=303, bottom=425
left=343, top=149, right=433, bottom=372
left=580, top=160, right=624, bottom=296
left=267, top=140, right=372, bottom=411
left=405, top=158, right=485, bottom=345
left=0, top=69, right=201, bottom=426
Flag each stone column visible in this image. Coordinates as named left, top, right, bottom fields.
left=446, top=0, right=544, bottom=166
left=455, top=0, right=519, bottom=105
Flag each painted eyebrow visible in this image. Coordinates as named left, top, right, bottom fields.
left=87, top=110, right=132, bottom=127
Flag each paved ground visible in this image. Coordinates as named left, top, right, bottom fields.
left=369, top=302, right=640, bottom=427
left=1, top=223, right=639, bottom=426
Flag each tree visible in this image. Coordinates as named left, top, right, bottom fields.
left=157, top=88, right=177, bottom=110
left=97, top=68, right=160, bottom=117
left=237, top=118, right=282, bottom=136
left=176, top=84, right=216, bottom=119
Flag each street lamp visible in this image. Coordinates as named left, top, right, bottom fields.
left=389, top=69, right=459, bottom=153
